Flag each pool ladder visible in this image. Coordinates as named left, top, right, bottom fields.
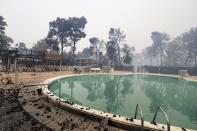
left=134, top=104, right=170, bottom=131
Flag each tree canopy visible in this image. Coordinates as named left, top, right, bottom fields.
left=122, top=44, right=135, bottom=64
left=0, top=16, right=13, bottom=50
left=108, top=28, right=126, bottom=65
left=106, top=40, right=118, bottom=65
left=143, top=28, right=197, bottom=67
left=106, top=28, right=134, bottom=66
left=89, top=37, right=105, bottom=64
left=32, top=38, right=50, bottom=52
left=48, top=16, right=87, bottom=61
left=151, top=32, right=170, bottom=66
left=67, top=17, right=87, bottom=59
left=15, top=42, right=27, bottom=50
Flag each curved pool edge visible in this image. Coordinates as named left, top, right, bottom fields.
left=40, top=73, right=195, bottom=131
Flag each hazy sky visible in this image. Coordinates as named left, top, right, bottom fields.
left=1, top=0, right=197, bottom=52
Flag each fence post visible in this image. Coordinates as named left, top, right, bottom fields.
left=14, top=57, right=18, bottom=87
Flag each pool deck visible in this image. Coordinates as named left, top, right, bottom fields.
left=0, top=71, right=196, bottom=131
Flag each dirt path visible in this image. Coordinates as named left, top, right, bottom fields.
left=0, top=71, right=73, bottom=84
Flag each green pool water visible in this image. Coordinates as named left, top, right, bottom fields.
left=48, top=74, right=197, bottom=130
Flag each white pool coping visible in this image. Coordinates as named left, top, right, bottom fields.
left=41, top=73, right=196, bottom=131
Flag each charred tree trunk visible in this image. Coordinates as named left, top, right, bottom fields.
left=194, top=44, right=197, bottom=67
left=60, top=41, right=63, bottom=70
left=159, top=53, right=163, bottom=66
left=72, top=40, right=76, bottom=60
left=184, top=51, right=192, bottom=67
left=118, top=45, right=121, bottom=66
left=160, top=47, right=166, bottom=66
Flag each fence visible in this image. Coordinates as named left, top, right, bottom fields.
left=143, top=66, right=197, bottom=76
left=113, top=65, right=197, bottom=76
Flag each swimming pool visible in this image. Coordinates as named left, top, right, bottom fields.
left=48, top=74, right=197, bottom=130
